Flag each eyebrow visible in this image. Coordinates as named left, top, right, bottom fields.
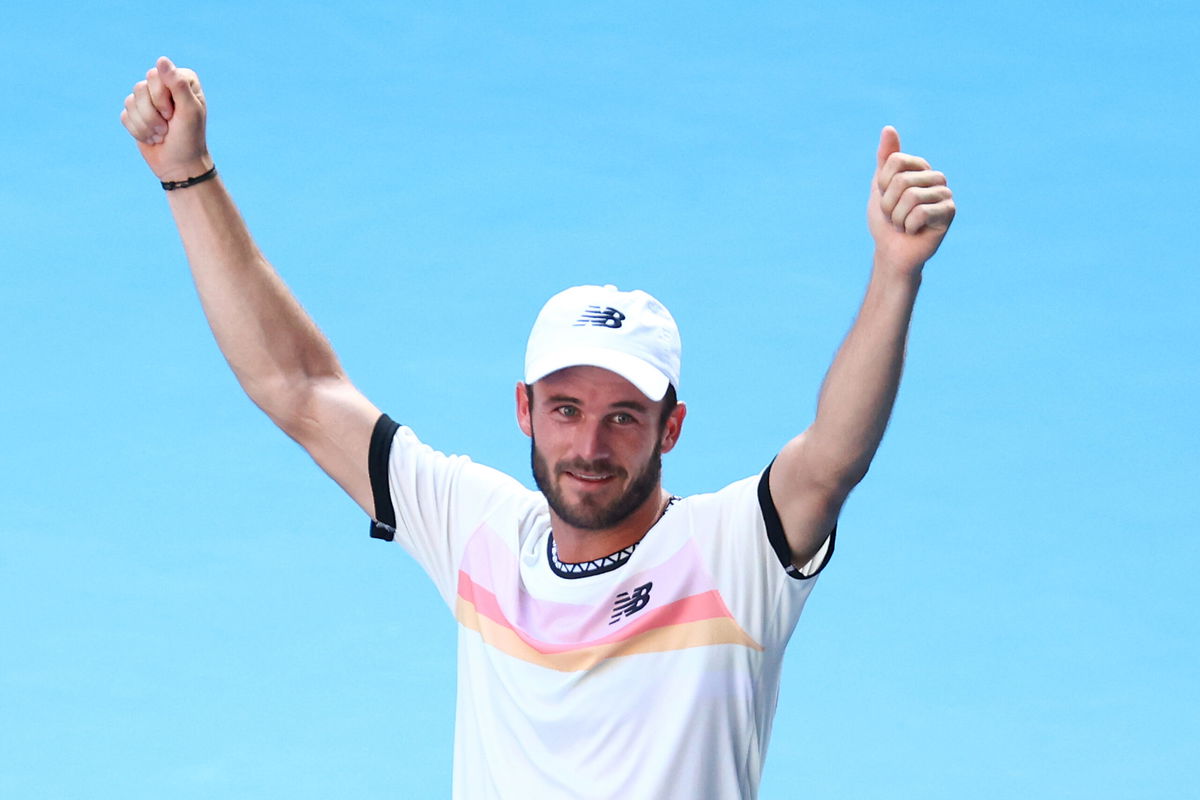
left=543, top=394, right=650, bottom=414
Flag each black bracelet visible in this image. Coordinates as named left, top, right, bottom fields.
left=161, top=165, right=217, bottom=191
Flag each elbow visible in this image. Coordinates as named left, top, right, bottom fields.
left=239, top=372, right=322, bottom=440
left=838, top=460, right=870, bottom=491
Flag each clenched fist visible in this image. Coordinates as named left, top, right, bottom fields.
left=120, top=57, right=212, bottom=184
left=868, top=126, right=956, bottom=277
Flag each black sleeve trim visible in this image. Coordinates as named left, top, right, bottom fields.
left=758, top=459, right=836, bottom=580
left=368, top=413, right=402, bottom=541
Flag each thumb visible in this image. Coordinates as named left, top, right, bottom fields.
left=876, top=125, right=901, bottom=171
left=156, top=56, right=204, bottom=118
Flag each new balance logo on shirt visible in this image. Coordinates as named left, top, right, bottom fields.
left=576, top=305, right=625, bottom=328
left=610, top=582, right=653, bottom=624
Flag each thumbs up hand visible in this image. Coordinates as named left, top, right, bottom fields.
left=868, top=126, right=955, bottom=278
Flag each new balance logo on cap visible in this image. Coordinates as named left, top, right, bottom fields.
left=524, top=285, right=680, bottom=402
left=575, top=305, right=625, bottom=328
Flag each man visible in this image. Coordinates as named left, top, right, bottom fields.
left=121, top=57, right=954, bottom=798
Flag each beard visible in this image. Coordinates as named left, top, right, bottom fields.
left=531, top=435, right=663, bottom=531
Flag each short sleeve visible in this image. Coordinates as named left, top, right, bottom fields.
left=685, top=470, right=835, bottom=651
left=758, top=460, right=835, bottom=580
left=366, top=414, right=538, bottom=607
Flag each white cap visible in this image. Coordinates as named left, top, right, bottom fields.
left=524, top=285, right=681, bottom=402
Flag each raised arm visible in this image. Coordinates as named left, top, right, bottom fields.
left=121, top=57, right=381, bottom=515
left=770, top=126, right=955, bottom=568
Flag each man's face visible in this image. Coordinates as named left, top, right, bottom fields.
left=531, top=433, right=662, bottom=530
left=517, top=367, right=683, bottom=531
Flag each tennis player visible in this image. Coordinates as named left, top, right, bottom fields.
left=122, top=56, right=954, bottom=799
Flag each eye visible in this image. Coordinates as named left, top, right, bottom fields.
left=555, top=405, right=579, bottom=418
left=610, top=412, right=636, bottom=425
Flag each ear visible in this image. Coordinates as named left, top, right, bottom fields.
left=658, top=401, right=687, bottom=454
left=515, top=381, right=533, bottom=437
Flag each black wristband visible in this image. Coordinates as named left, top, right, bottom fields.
left=161, top=165, right=217, bottom=191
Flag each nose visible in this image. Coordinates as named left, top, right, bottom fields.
left=574, top=418, right=612, bottom=464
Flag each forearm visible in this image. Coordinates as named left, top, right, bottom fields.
left=805, top=255, right=922, bottom=488
left=767, top=127, right=952, bottom=563
left=167, top=176, right=343, bottom=429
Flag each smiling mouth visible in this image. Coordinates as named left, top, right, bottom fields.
left=563, top=471, right=615, bottom=483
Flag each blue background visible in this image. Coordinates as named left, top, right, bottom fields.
left=2, top=1, right=1196, bottom=797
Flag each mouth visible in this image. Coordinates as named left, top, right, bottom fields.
left=561, top=468, right=620, bottom=487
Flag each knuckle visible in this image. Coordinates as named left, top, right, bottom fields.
left=896, top=186, right=918, bottom=207
left=924, top=189, right=948, bottom=207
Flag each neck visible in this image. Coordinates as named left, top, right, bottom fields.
left=550, top=487, right=671, bottom=563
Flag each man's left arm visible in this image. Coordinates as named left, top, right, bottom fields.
left=770, top=126, right=956, bottom=569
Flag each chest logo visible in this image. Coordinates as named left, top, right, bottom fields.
left=576, top=305, right=626, bottom=328
left=609, top=581, right=653, bottom=624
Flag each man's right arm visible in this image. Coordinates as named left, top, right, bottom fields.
left=122, top=57, right=381, bottom=515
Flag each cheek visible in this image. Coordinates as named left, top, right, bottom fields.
left=531, top=426, right=569, bottom=462
left=619, top=431, right=659, bottom=462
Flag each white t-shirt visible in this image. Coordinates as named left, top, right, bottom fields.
left=368, top=416, right=833, bottom=799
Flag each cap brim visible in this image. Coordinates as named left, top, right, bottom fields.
left=525, top=346, right=670, bottom=402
